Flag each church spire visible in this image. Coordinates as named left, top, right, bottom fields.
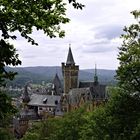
left=53, top=73, right=62, bottom=95
left=53, top=73, right=61, bottom=87
left=66, top=45, right=75, bottom=65
left=94, top=64, right=98, bottom=84
left=22, top=83, right=30, bottom=103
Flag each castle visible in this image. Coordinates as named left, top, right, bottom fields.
left=21, top=46, right=107, bottom=116
left=13, top=46, right=107, bottom=138
left=61, top=47, right=107, bottom=112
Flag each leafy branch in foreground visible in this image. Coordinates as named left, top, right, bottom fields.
left=0, top=0, right=84, bottom=84
left=117, top=10, right=140, bottom=93
left=0, top=39, right=21, bottom=86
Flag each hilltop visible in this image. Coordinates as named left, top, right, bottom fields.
left=6, top=66, right=117, bottom=87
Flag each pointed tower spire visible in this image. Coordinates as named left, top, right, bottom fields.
left=62, top=44, right=79, bottom=93
left=53, top=73, right=61, bottom=87
left=22, top=83, right=30, bottom=103
left=66, top=45, right=75, bottom=65
left=94, top=64, right=98, bottom=85
left=53, top=73, right=62, bottom=95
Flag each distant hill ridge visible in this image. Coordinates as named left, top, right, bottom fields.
left=6, top=66, right=117, bottom=87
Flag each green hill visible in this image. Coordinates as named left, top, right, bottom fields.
left=6, top=66, right=117, bottom=87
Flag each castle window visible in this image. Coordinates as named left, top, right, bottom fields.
left=55, top=100, right=58, bottom=105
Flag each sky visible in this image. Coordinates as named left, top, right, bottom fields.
left=10, top=0, right=140, bottom=70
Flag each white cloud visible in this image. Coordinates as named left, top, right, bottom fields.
left=9, top=0, right=140, bottom=70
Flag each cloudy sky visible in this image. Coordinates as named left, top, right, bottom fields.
left=11, top=0, right=140, bottom=70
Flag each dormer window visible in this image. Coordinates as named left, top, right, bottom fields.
left=55, top=100, right=58, bottom=105
left=43, top=98, right=47, bottom=104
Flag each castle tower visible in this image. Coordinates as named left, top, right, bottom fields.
left=62, top=46, right=79, bottom=94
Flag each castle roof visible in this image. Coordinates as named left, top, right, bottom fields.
left=53, top=73, right=61, bottom=88
left=79, top=81, right=107, bottom=99
left=68, top=88, right=92, bottom=105
left=28, top=94, right=61, bottom=107
left=66, top=47, right=75, bottom=65
left=63, top=85, right=107, bottom=106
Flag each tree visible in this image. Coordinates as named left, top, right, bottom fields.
left=0, top=1, right=84, bottom=139
left=0, top=0, right=84, bottom=85
left=20, top=10, right=140, bottom=140
left=0, top=90, right=17, bottom=126
left=22, top=107, right=88, bottom=140
left=0, top=90, right=17, bottom=140
left=80, top=88, right=140, bottom=140
left=116, top=10, right=140, bottom=93
left=0, top=40, right=21, bottom=86
left=80, top=11, right=140, bottom=139
left=0, top=128, right=15, bottom=140
left=51, top=108, right=87, bottom=140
